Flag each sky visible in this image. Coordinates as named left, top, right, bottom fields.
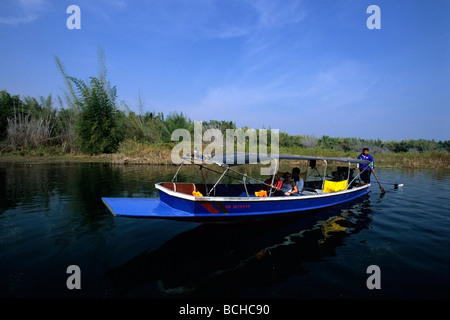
left=0, top=0, right=449, bottom=141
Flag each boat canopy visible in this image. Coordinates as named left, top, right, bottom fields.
left=181, top=152, right=370, bottom=166
left=175, top=152, right=371, bottom=196
left=278, top=154, right=370, bottom=164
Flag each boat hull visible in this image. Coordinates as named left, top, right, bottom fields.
left=102, top=184, right=370, bottom=223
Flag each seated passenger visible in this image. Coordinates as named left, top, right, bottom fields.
left=263, top=172, right=283, bottom=195
left=282, top=172, right=298, bottom=196
left=291, top=167, right=304, bottom=193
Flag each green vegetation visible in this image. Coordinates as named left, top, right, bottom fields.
left=1, top=50, right=449, bottom=168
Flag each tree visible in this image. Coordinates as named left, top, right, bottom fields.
left=164, top=111, right=193, bottom=138
left=0, top=90, right=21, bottom=140
left=71, top=76, right=121, bottom=154
left=55, top=48, right=123, bottom=154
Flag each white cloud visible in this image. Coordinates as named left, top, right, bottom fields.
left=247, top=0, right=306, bottom=29
left=141, top=0, right=305, bottom=42
left=176, top=59, right=377, bottom=133
left=0, top=0, right=50, bottom=25
left=108, top=0, right=126, bottom=9
left=304, top=61, right=378, bottom=112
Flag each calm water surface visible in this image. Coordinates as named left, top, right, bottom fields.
left=0, top=161, right=449, bottom=300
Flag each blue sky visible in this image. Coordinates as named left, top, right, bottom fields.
left=0, top=0, right=448, bottom=141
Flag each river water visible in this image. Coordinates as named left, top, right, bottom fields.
left=0, top=161, right=449, bottom=301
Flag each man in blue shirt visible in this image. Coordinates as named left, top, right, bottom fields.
left=356, top=148, right=375, bottom=183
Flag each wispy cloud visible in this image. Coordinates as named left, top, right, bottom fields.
left=0, top=0, right=50, bottom=25
left=142, top=0, right=305, bottom=42
left=180, top=59, right=377, bottom=132
left=247, top=0, right=306, bottom=29
left=303, top=60, right=377, bottom=111
left=211, top=0, right=306, bottom=41
left=108, top=0, right=126, bottom=9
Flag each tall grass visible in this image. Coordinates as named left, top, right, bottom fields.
left=1, top=50, right=448, bottom=165
left=121, top=94, right=170, bottom=144
left=6, top=96, right=57, bottom=150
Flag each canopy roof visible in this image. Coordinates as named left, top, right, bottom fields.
left=278, top=153, right=370, bottom=164
left=182, top=152, right=370, bottom=166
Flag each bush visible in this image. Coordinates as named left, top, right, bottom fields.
left=5, top=94, right=57, bottom=150
left=0, top=90, right=21, bottom=140
left=55, top=49, right=123, bottom=155
left=301, top=135, right=318, bottom=148
left=71, top=76, right=122, bottom=154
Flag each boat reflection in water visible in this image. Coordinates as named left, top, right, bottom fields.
left=106, top=195, right=373, bottom=298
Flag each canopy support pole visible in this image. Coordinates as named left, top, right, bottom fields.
left=171, top=163, right=184, bottom=182
left=321, top=160, right=327, bottom=191
left=243, top=174, right=249, bottom=197
left=207, top=167, right=229, bottom=196
left=346, top=161, right=351, bottom=190
left=199, top=165, right=209, bottom=195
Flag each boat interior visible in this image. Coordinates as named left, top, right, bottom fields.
left=159, top=180, right=328, bottom=198
left=162, top=158, right=366, bottom=198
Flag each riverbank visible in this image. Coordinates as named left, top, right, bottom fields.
left=1, top=145, right=449, bottom=168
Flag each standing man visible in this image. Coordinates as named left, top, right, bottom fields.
left=356, top=147, right=375, bottom=183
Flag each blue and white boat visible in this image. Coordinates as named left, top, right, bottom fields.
left=102, top=153, right=371, bottom=223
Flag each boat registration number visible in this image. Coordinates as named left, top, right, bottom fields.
left=225, top=204, right=251, bottom=209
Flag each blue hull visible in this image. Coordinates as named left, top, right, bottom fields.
left=102, top=185, right=370, bottom=223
